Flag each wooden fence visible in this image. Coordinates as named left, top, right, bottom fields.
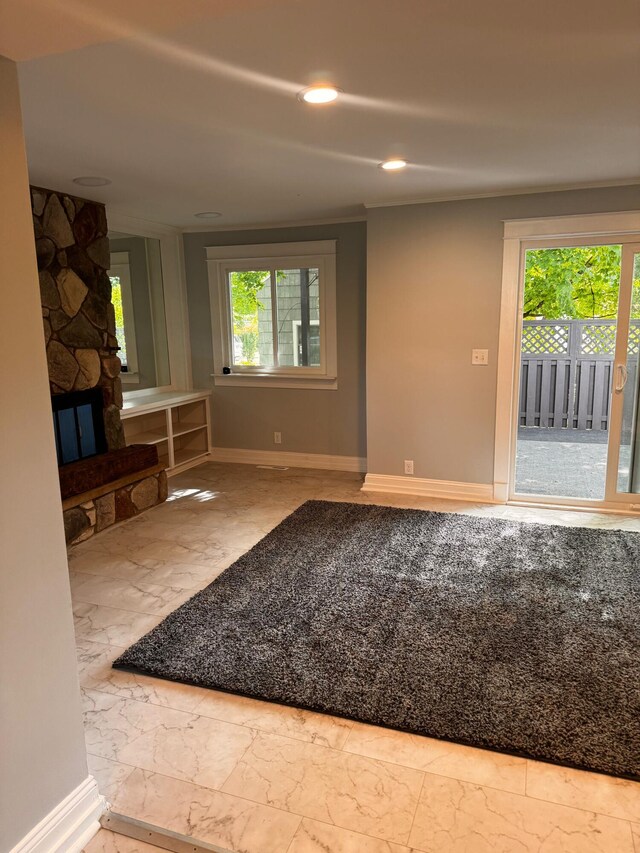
left=519, top=320, right=640, bottom=431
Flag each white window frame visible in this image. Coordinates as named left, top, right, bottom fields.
left=494, top=209, right=640, bottom=508
left=108, top=251, right=139, bottom=382
left=206, top=240, right=338, bottom=389
left=108, top=212, right=193, bottom=395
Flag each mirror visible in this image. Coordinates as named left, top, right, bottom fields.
left=107, top=232, right=171, bottom=389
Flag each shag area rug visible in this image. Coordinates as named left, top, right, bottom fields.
left=114, top=500, right=640, bottom=778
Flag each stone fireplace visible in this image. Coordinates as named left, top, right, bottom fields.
left=33, top=186, right=167, bottom=544
left=33, top=185, right=126, bottom=447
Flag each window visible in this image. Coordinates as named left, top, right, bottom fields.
left=207, top=241, right=337, bottom=389
left=108, top=252, right=139, bottom=379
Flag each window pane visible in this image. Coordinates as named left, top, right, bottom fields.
left=275, top=268, right=320, bottom=367
left=109, top=275, right=128, bottom=369
left=515, top=244, right=622, bottom=501
left=229, top=270, right=273, bottom=367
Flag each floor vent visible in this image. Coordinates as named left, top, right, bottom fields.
left=256, top=464, right=290, bottom=470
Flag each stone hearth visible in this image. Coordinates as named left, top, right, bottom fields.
left=62, top=450, right=168, bottom=545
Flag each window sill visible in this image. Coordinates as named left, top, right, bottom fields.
left=211, top=373, right=338, bottom=390
left=121, top=372, right=140, bottom=385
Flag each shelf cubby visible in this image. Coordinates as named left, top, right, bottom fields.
left=120, top=391, right=211, bottom=475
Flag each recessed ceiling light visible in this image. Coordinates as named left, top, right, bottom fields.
left=379, top=159, right=408, bottom=171
left=194, top=211, right=222, bottom=219
left=298, top=85, right=342, bottom=104
left=72, top=176, right=111, bottom=187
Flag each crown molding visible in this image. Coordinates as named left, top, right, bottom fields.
left=106, top=211, right=181, bottom=237
left=363, top=179, right=640, bottom=210
left=181, top=213, right=366, bottom=234
left=107, top=211, right=366, bottom=236
left=107, top=180, right=640, bottom=234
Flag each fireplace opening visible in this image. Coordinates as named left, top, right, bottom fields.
left=52, top=388, right=107, bottom=466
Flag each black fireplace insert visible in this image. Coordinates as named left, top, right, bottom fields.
left=52, top=388, right=107, bottom=466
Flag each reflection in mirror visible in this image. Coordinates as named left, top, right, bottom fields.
left=108, top=233, right=171, bottom=389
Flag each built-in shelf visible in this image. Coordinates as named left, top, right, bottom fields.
left=172, top=423, right=208, bottom=439
left=120, top=390, right=211, bottom=475
left=174, top=447, right=210, bottom=467
left=130, top=430, right=169, bottom=445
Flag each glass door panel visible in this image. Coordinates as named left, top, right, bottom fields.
left=514, top=244, right=622, bottom=501
left=614, top=249, right=640, bottom=494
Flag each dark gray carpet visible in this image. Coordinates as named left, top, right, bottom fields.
left=113, top=500, right=640, bottom=778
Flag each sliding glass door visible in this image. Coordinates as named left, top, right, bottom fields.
left=609, top=245, right=640, bottom=500
left=512, top=240, right=640, bottom=506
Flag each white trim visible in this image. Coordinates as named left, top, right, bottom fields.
left=209, top=446, right=366, bottom=473
left=121, top=389, right=211, bottom=416
left=210, top=373, right=337, bottom=390
left=163, top=229, right=193, bottom=390
left=107, top=212, right=181, bottom=238
left=9, top=776, right=105, bottom=853
left=184, top=215, right=365, bottom=233
left=205, top=240, right=336, bottom=260
left=507, top=498, right=640, bottom=516
left=493, top=236, right=523, bottom=504
left=206, top=241, right=338, bottom=389
left=494, top=210, right=640, bottom=507
left=120, top=373, right=141, bottom=385
left=503, top=210, right=640, bottom=240
left=362, top=474, right=496, bottom=502
left=108, top=214, right=192, bottom=391
left=364, top=180, right=640, bottom=210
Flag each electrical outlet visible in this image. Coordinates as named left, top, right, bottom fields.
left=472, top=349, right=489, bottom=365
left=273, top=431, right=282, bottom=445
left=404, top=460, right=414, bottom=475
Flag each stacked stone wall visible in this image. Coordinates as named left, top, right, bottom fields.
left=32, top=186, right=125, bottom=450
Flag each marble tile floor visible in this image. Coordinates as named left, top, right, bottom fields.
left=73, top=462, right=640, bottom=853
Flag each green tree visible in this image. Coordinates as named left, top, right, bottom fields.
left=230, top=270, right=268, bottom=318
left=523, top=246, right=622, bottom=319
left=110, top=275, right=124, bottom=328
left=109, top=274, right=127, bottom=364
left=229, top=271, right=269, bottom=364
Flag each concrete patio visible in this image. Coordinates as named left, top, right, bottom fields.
left=515, top=428, right=631, bottom=501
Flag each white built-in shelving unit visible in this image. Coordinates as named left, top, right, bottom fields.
left=121, top=390, right=211, bottom=475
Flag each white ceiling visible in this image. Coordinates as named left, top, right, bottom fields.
left=9, top=0, right=640, bottom=228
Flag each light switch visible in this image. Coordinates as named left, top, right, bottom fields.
left=472, top=349, right=489, bottom=365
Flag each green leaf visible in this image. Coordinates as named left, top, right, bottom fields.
left=523, top=246, right=623, bottom=320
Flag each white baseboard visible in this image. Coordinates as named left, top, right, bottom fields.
left=10, top=776, right=105, bottom=853
left=209, top=446, right=367, bottom=473
left=493, top=481, right=509, bottom=503
left=362, top=473, right=497, bottom=503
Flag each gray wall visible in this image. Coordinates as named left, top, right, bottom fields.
left=0, top=55, right=88, bottom=851
left=183, top=222, right=367, bottom=458
left=366, top=185, right=640, bottom=484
